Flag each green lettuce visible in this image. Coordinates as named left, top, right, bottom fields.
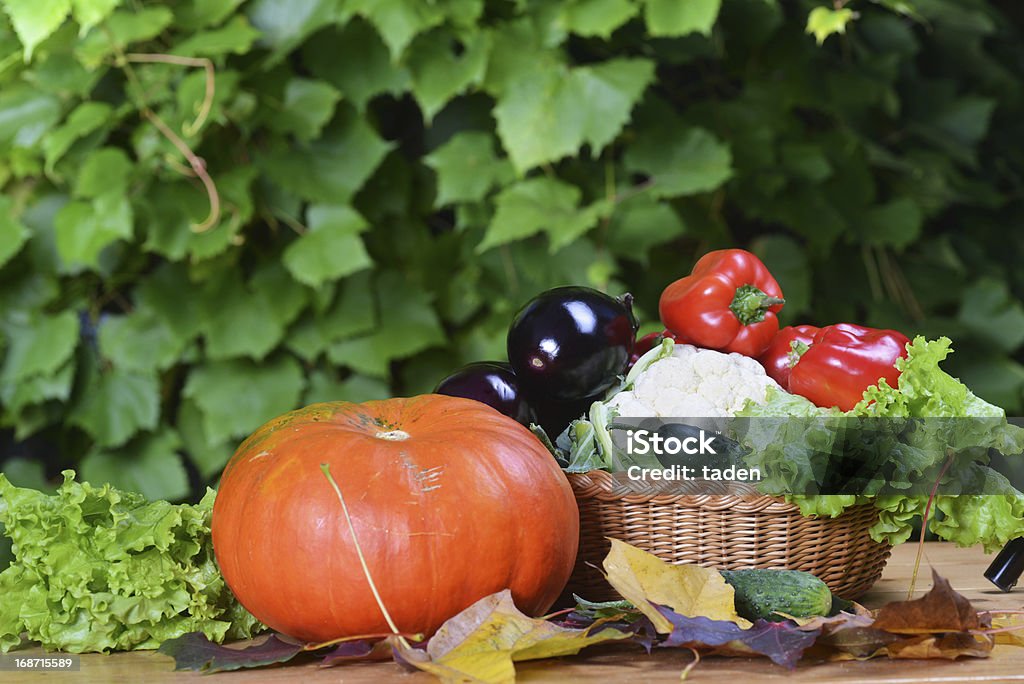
left=751, top=336, right=1024, bottom=551
left=0, top=472, right=262, bottom=653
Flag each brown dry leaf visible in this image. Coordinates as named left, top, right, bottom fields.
left=884, top=632, right=993, bottom=660
left=602, top=538, right=749, bottom=633
left=872, top=568, right=979, bottom=634
left=787, top=611, right=875, bottom=633
left=824, top=626, right=903, bottom=659
left=825, top=628, right=992, bottom=661
left=391, top=589, right=632, bottom=684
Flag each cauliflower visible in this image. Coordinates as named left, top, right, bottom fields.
left=606, top=342, right=780, bottom=418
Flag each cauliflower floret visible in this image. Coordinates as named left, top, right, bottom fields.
left=611, top=343, right=780, bottom=418
left=605, top=391, right=657, bottom=418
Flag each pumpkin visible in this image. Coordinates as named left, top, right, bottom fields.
left=211, top=395, right=580, bottom=642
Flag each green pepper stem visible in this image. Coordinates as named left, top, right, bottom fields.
left=730, top=284, right=785, bottom=325
left=787, top=339, right=810, bottom=367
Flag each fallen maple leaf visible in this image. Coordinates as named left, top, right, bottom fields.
left=654, top=604, right=819, bottom=669
left=392, top=589, right=633, bottom=684
left=821, top=626, right=902, bottom=659
left=319, top=639, right=393, bottom=667
left=602, top=538, right=749, bottom=633
left=872, top=568, right=979, bottom=634
left=780, top=611, right=874, bottom=632
left=885, top=632, right=993, bottom=659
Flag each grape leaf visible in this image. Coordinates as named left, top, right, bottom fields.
left=75, top=8, right=175, bottom=68
left=80, top=430, right=190, bottom=501
left=250, top=261, right=309, bottom=329
left=0, top=358, right=75, bottom=416
left=561, top=0, right=637, bottom=39
left=303, top=370, right=390, bottom=405
left=494, top=58, right=655, bottom=172
left=624, top=126, right=733, bottom=198
left=0, top=86, right=62, bottom=150
left=482, top=18, right=562, bottom=95
left=42, top=102, right=113, bottom=173
left=0, top=458, right=53, bottom=491
left=425, top=131, right=513, bottom=207
left=302, top=18, right=410, bottom=112
left=198, top=269, right=300, bottom=361
left=98, top=310, right=186, bottom=373
left=860, top=198, right=923, bottom=250
left=74, top=147, right=132, bottom=198
left=175, top=0, right=246, bottom=30
left=328, top=271, right=445, bottom=377
left=265, top=78, right=341, bottom=141
left=806, top=6, right=856, bottom=45
left=0, top=196, right=29, bottom=268
left=286, top=272, right=376, bottom=361
left=256, top=107, right=393, bottom=203
left=477, top=177, right=601, bottom=253
left=177, top=398, right=234, bottom=480
left=170, top=15, right=262, bottom=57
left=644, top=0, right=722, bottom=37
left=68, top=363, right=161, bottom=448
left=751, top=234, right=811, bottom=323
left=245, top=0, right=343, bottom=60
left=282, top=205, right=372, bottom=287
left=54, top=193, right=133, bottom=271
left=606, top=194, right=686, bottom=261
left=958, top=278, right=1024, bottom=353
left=0, top=310, right=78, bottom=384
left=141, top=167, right=256, bottom=262
left=182, top=356, right=305, bottom=444
left=70, top=0, right=121, bottom=34
left=347, top=0, right=451, bottom=61
left=406, top=28, right=490, bottom=122
left=1, top=0, right=70, bottom=60
left=134, top=263, right=203, bottom=342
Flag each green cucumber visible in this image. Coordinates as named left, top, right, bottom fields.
left=721, top=568, right=833, bottom=622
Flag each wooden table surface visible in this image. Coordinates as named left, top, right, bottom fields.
left=9, top=542, right=1024, bottom=682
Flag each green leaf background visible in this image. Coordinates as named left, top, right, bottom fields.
left=1, top=0, right=1023, bottom=504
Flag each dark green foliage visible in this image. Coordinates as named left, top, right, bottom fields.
left=0, top=0, right=1022, bottom=500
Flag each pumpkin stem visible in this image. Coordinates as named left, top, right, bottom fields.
left=375, top=430, right=410, bottom=441
left=320, top=463, right=412, bottom=650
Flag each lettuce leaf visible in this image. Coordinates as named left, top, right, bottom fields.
left=0, top=472, right=262, bottom=653
left=751, top=337, right=1024, bottom=550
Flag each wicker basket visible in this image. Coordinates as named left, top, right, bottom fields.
left=566, top=470, right=892, bottom=602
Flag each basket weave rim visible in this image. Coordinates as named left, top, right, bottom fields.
left=567, top=469, right=857, bottom=514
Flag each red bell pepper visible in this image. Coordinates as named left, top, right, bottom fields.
left=659, top=249, right=785, bottom=357
left=758, top=324, right=819, bottom=390
left=788, top=323, right=911, bottom=411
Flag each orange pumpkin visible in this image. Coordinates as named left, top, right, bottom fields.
left=211, top=395, right=579, bottom=642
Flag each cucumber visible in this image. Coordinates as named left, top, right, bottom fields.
left=720, top=568, right=833, bottom=622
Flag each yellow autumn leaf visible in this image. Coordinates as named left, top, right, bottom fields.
left=393, top=589, right=632, bottom=684
left=991, top=612, right=1024, bottom=647
left=602, top=538, right=750, bottom=633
